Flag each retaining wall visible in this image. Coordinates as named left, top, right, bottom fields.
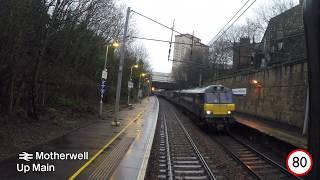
left=207, top=61, right=308, bottom=129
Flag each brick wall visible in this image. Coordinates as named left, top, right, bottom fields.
left=207, top=61, right=308, bottom=129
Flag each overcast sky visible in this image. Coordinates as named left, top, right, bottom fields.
left=119, top=0, right=299, bottom=73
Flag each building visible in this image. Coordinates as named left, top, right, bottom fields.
left=260, top=3, right=305, bottom=66
left=172, top=34, right=209, bottom=73
left=232, top=37, right=258, bottom=70
left=232, top=1, right=306, bottom=70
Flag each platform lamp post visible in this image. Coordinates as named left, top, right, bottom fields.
left=99, top=42, right=119, bottom=118
left=138, top=73, right=146, bottom=89
left=138, top=73, right=146, bottom=102
left=146, top=79, right=151, bottom=97
left=113, top=7, right=131, bottom=126
left=127, top=64, right=139, bottom=106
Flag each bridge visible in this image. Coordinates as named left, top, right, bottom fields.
left=151, top=72, right=178, bottom=90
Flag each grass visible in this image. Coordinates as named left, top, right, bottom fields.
left=50, top=96, right=80, bottom=107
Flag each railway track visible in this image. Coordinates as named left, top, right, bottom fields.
left=157, top=111, right=216, bottom=180
left=149, top=98, right=300, bottom=180
left=213, top=133, right=301, bottom=180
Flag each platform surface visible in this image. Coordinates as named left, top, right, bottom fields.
left=0, top=97, right=158, bottom=180
left=234, top=113, right=307, bottom=149
left=110, top=97, right=159, bottom=180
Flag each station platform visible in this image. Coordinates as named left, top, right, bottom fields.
left=110, top=97, right=159, bottom=180
left=234, top=113, right=308, bottom=149
left=0, top=96, right=159, bottom=180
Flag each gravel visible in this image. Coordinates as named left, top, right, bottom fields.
left=145, top=98, right=254, bottom=180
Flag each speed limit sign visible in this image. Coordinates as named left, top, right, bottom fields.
left=286, top=149, right=313, bottom=176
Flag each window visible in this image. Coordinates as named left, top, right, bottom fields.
left=261, top=58, right=266, bottom=68
left=205, top=92, right=233, bottom=103
left=277, top=42, right=283, bottom=50
left=205, top=93, right=219, bottom=103
left=219, top=92, right=233, bottom=103
left=271, top=45, right=275, bottom=53
left=183, top=95, right=193, bottom=103
left=195, top=95, right=204, bottom=104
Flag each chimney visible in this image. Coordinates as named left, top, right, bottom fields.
left=240, top=37, right=250, bottom=45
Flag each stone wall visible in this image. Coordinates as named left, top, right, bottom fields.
left=207, top=61, right=308, bottom=129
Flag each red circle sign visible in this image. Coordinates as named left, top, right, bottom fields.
left=286, top=149, right=313, bottom=176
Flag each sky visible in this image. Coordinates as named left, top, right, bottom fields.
left=119, top=0, right=299, bottom=73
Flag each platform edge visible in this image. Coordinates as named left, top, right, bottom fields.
left=136, top=97, right=159, bottom=180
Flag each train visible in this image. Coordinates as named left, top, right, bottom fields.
left=157, top=85, right=235, bottom=130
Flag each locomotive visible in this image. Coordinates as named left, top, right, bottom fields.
left=160, top=85, right=235, bottom=130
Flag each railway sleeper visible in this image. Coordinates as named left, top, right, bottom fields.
left=173, top=160, right=200, bottom=164
left=174, top=156, right=197, bottom=160
left=174, top=170, right=205, bottom=174
left=174, top=164, right=202, bottom=169
left=243, top=160, right=267, bottom=165
left=174, top=175, right=208, bottom=180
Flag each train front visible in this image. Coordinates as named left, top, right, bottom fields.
left=202, top=89, right=235, bottom=129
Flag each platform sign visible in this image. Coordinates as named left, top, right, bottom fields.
left=286, top=149, right=313, bottom=176
left=138, top=89, right=142, bottom=98
left=232, top=88, right=247, bottom=96
left=100, top=80, right=106, bottom=97
left=102, top=70, right=108, bottom=80
left=100, top=88, right=105, bottom=96
left=101, top=80, right=106, bottom=88
left=128, top=81, right=133, bottom=88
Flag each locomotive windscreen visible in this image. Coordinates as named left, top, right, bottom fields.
left=219, top=92, right=233, bottom=103
left=205, top=92, right=233, bottom=104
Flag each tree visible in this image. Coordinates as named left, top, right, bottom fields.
left=252, top=0, right=297, bottom=41
left=207, top=0, right=298, bottom=81
left=0, top=0, right=149, bottom=121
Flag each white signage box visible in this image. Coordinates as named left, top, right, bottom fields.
left=232, top=88, right=247, bottom=96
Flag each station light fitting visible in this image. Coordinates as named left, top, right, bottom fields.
left=133, top=64, right=139, bottom=68
left=227, top=111, right=231, bottom=115
left=252, top=80, right=259, bottom=84
left=112, top=42, right=120, bottom=48
left=206, top=110, right=212, bottom=115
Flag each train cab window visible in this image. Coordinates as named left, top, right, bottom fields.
left=205, top=93, right=219, bottom=103
left=195, top=96, right=199, bottom=104
left=219, top=92, right=233, bottom=103
left=195, top=95, right=204, bottom=104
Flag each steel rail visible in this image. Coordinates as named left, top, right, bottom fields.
left=213, top=132, right=301, bottom=180
left=163, top=113, right=173, bottom=180
left=228, top=132, right=301, bottom=180
left=211, top=135, right=262, bottom=180
left=172, top=111, right=217, bottom=180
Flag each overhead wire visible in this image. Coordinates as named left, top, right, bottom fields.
left=209, top=0, right=252, bottom=44
left=130, top=10, right=205, bottom=62
left=130, top=2, right=258, bottom=68
left=128, top=36, right=208, bottom=47
left=210, top=0, right=257, bottom=46
left=131, top=10, right=196, bottom=42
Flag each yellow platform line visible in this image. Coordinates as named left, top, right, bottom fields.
left=69, top=111, right=144, bottom=180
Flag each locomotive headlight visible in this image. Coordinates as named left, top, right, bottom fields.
left=227, top=111, right=232, bottom=114
left=206, top=110, right=212, bottom=115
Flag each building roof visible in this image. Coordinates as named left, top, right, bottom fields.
left=175, top=33, right=201, bottom=42
left=261, top=4, right=304, bottom=42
